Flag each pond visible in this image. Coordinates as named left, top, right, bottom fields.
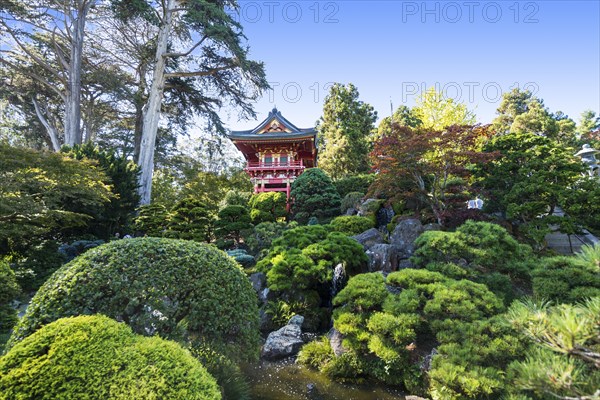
left=244, top=358, right=406, bottom=400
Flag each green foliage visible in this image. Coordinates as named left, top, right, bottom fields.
left=244, top=221, right=295, bottom=257
left=330, top=215, right=374, bottom=236
left=334, top=174, right=375, bottom=198
left=297, top=336, right=334, bottom=369
left=340, top=191, right=364, bottom=214
left=412, top=87, right=476, bottom=130
left=191, top=344, right=250, bottom=400
left=225, top=249, right=256, bottom=269
left=164, top=198, right=214, bottom=242
left=506, top=298, right=600, bottom=399
left=221, top=190, right=251, bottom=208
left=9, top=240, right=66, bottom=292
left=476, top=131, right=586, bottom=246
left=316, top=83, right=377, bottom=180
left=133, top=203, right=170, bottom=236
left=531, top=256, right=600, bottom=303
left=8, top=238, right=260, bottom=362
left=0, top=144, right=113, bottom=256
left=291, top=168, right=341, bottom=224
left=215, top=205, right=252, bottom=249
left=413, top=221, right=536, bottom=302
left=305, top=269, right=506, bottom=391
left=0, top=259, right=20, bottom=336
left=248, top=192, right=287, bottom=224
left=63, top=143, right=140, bottom=239
left=0, top=315, right=220, bottom=400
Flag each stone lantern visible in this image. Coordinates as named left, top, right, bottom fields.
left=575, top=144, right=600, bottom=177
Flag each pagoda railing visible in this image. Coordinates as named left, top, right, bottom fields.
left=246, top=160, right=304, bottom=170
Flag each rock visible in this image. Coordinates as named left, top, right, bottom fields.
left=351, top=228, right=384, bottom=250
left=261, top=315, right=305, bottom=360
left=345, top=207, right=358, bottom=216
left=249, top=272, right=266, bottom=294
left=398, top=259, right=415, bottom=270
left=385, top=284, right=402, bottom=295
left=328, top=328, right=347, bottom=357
left=420, top=348, right=438, bottom=372
left=390, top=218, right=424, bottom=258
left=376, top=205, right=395, bottom=229
left=259, top=307, right=273, bottom=332
left=366, top=244, right=399, bottom=273
left=423, top=223, right=442, bottom=232
left=406, top=396, right=430, bottom=400
left=357, top=198, right=382, bottom=216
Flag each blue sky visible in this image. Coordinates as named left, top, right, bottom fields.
left=220, top=0, right=600, bottom=131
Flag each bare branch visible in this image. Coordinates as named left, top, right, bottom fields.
left=163, top=35, right=208, bottom=58
left=32, top=96, right=61, bottom=151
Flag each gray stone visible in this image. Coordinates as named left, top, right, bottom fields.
left=249, top=272, right=266, bottom=294
left=423, top=223, right=442, bottom=232
left=357, top=198, right=381, bottom=216
left=328, top=328, right=347, bottom=357
left=390, top=218, right=424, bottom=257
left=406, top=396, right=430, bottom=400
left=345, top=207, right=358, bottom=216
left=351, top=228, right=384, bottom=250
left=366, top=243, right=399, bottom=273
left=398, top=259, right=415, bottom=270
left=420, top=347, right=438, bottom=372
left=261, top=315, right=305, bottom=360
left=259, top=307, right=273, bottom=332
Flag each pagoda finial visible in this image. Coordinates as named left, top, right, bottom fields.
left=271, top=106, right=278, bottom=115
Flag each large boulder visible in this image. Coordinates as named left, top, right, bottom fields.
left=261, top=315, right=305, bottom=360
left=390, top=218, right=425, bottom=258
left=328, top=328, right=347, bottom=357
left=357, top=198, right=382, bottom=217
left=366, top=244, right=399, bottom=273
left=351, top=228, right=384, bottom=250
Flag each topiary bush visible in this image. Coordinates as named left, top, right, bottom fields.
left=291, top=168, right=341, bottom=224
left=8, top=238, right=260, bottom=362
left=0, top=315, right=220, bottom=400
left=133, top=203, right=170, bottom=236
left=165, top=198, right=214, bottom=242
left=215, top=205, right=253, bottom=249
left=330, top=215, right=375, bottom=236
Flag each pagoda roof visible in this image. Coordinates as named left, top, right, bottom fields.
left=227, top=108, right=317, bottom=141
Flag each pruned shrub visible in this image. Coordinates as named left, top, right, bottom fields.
left=340, top=191, right=364, bottom=214
left=248, top=192, right=287, bottom=224
left=291, top=168, right=341, bottom=224
left=334, top=174, right=375, bottom=198
left=0, top=315, right=220, bottom=400
left=330, top=215, right=375, bottom=236
left=531, top=256, right=600, bottom=303
left=8, top=238, right=260, bottom=362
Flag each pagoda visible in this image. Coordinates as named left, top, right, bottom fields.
left=227, top=108, right=318, bottom=199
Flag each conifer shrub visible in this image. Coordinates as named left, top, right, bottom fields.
left=244, top=221, right=296, bottom=257
left=0, top=259, right=20, bottom=351
left=531, top=256, right=600, bottom=303
left=165, top=198, right=214, bottom=242
left=215, top=205, right=253, bottom=249
left=299, top=269, right=507, bottom=394
left=330, top=215, right=375, bottom=235
left=334, top=174, right=375, bottom=198
left=291, top=168, right=341, bottom=224
left=133, top=203, right=170, bottom=236
left=0, top=315, right=220, bottom=400
left=248, top=192, right=287, bottom=224
left=8, top=238, right=260, bottom=362
left=413, top=221, right=537, bottom=303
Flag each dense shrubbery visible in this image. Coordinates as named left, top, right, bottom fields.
left=244, top=221, right=297, bottom=257
left=413, top=221, right=536, bottom=303
left=531, top=256, right=600, bottom=303
left=334, top=174, right=375, bottom=198
left=215, top=205, right=253, bottom=249
left=300, top=270, right=507, bottom=394
left=248, top=192, right=287, bottom=223
left=0, top=260, right=20, bottom=348
left=291, top=168, right=341, bottom=224
left=257, top=225, right=367, bottom=330
left=133, top=203, right=170, bottom=236
left=0, top=315, right=220, bottom=400
left=8, top=238, right=260, bottom=362
left=165, top=198, right=214, bottom=242
left=330, top=215, right=374, bottom=235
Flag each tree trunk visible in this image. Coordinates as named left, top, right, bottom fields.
left=32, top=97, right=61, bottom=152
left=137, top=0, right=178, bottom=205
left=64, top=2, right=90, bottom=146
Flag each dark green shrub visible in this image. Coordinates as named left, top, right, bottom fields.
left=10, top=240, right=66, bottom=292
left=532, top=256, right=600, bottom=303
left=291, top=168, right=341, bottom=224
left=340, top=191, right=364, bottom=214
left=8, top=238, right=260, bottom=362
left=226, top=249, right=256, bottom=269
left=248, top=192, right=287, bottom=224
left=221, top=190, right=251, bottom=208
left=0, top=315, right=220, bottom=400
left=0, top=259, right=20, bottom=339
left=215, top=205, right=253, bottom=249
left=165, top=198, right=214, bottom=242
left=133, top=203, right=170, bottom=236
left=334, top=174, right=375, bottom=198
left=244, top=221, right=296, bottom=257
left=330, top=215, right=375, bottom=235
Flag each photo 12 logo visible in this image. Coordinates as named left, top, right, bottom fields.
left=401, top=81, right=540, bottom=104
left=231, top=1, right=340, bottom=24
left=401, top=1, right=540, bottom=23
left=265, top=81, right=336, bottom=104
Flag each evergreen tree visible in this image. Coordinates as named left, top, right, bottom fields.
left=165, top=198, right=214, bottom=242
left=215, top=205, right=252, bottom=249
left=316, top=83, right=377, bottom=180
left=291, top=168, right=341, bottom=224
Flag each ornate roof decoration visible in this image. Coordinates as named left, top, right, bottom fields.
left=227, top=108, right=317, bottom=140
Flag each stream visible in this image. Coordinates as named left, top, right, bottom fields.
left=244, top=358, right=406, bottom=400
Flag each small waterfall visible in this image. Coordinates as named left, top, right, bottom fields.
left=331, top=263, right=346, bottom=299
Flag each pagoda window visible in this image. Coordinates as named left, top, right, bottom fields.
left=264, top=155, right=273, bottom=165
left=279, top=155, right=288, bottom=165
